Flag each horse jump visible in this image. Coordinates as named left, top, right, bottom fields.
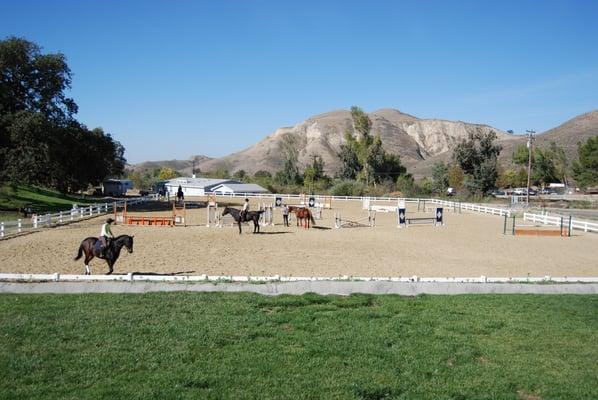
left=503, top=214, right=571, bottom=237
left=334, top=210, right=376, bottom=228
left=398, top=207, right=444, bottom=228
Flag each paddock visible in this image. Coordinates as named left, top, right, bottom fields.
left=0, top=196, right=596, bottom=278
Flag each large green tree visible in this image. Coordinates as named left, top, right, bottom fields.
left=453, top=131, right=502, bottom=194
left=572, top=136, right=598, bottom=188
left=0, top=37, right=125, bottom=190
left=338, top=106, right=405, bottom=186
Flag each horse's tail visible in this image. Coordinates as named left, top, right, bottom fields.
left=74, top=244, right=84, bottom=261
left=310, top=212, right=316, bottom=225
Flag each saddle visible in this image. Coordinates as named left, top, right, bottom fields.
left=95, top=238, right=111, bottom=255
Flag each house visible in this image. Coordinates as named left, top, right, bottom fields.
left=102, top=179, right=133, bottom=196
left=212, top=183, right=269, bottom=195
left=164, top=177, right=269, bottom=197
left=164, top=178, right=239, bottom=197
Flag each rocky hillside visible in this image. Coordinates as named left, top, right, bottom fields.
left=408, top=110, right=598, bottom=177
left=131, top=109, right=597, bottom=178
left=195, top=109, right=511, bottom=175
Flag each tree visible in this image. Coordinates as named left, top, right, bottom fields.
left=396, top=174, right=415, bottom=196
left=276, top=134, right=301, bottom=185
left=448, top=164, right=465, bottom=190
left=431, top=162, right=449, bottom=194
left=303, top=155, right=328, bottom=193
left=0, top=37, right=125, bottom=190
left=532, top=147, right=558, bottom=187
left=233, top=170, right=247, bottom=181
left=453, top=131, right=502, bottom=194
left=338, top=106, right=406, bottom=186
left=512, top=144, right=530, bottom=166
left=158, top=168, right=180, bottom=181
left=572, top=136, right=598, bottom=188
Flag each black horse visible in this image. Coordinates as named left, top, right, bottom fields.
left=221, top=206, right=264, bottom=234
left=74, top=234, right=134, bottom=275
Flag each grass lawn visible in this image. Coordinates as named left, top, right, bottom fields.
left=1, top=293, right=596, bottom=399
left=0, top=184, right=99, bottom=221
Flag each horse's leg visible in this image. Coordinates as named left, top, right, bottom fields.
left=106, top=260, right=113, bottom=275
left=84, top=252, right=93, bottom=275
left=238, top=220, right=242, bottom=234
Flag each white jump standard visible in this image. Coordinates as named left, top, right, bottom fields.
left=398, top=207, right=444, bottom=227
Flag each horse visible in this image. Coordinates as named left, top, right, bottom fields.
left=288, top=206, right=316, bottom=229
left=221, top=206, right=264, bottom=234
left=74, top=234, right=134, bottom=275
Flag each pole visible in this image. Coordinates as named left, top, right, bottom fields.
left=525, top=130, right=535, bottom=206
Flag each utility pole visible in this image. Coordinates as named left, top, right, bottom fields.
left=192, top=159, right=196, bottom=178
left=525, top=130, right=535, bottom=205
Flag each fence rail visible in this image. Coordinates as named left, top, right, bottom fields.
left=0, top=196, right=155, bottom=239
left=524, top=212, right=598, bottom=233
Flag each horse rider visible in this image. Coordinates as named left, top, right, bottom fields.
left=99, top=217, right=115, bottom=257
left=282, top=203, right=289, bottom=227
left=240, top=198, right=250, bottom=222
left=177, top=185, right=184, bottom=202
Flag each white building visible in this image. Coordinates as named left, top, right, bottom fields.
left=212, top=183, right=269, bottom=195
left=165, top=178, right=236, bottom=197
left=165, top=178, right=269, bottom=197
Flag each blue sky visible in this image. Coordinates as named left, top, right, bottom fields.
left=2, top=0, right=598, bottom=164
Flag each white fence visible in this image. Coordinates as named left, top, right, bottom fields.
left=0, top=196, right=155, bottom=239
left=524, top=212, right=598, bottom=233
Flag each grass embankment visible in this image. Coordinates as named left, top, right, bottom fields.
left=0, top=184, right=98, bottom=221
left=1, top=293, right=596, bottom=399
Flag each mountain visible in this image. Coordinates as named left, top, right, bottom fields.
left=408, top=110, right=598, bottom=177
left=127, top=155, right=212, bottom=176
left=195, top=108, right=511, bottom=176
left=131, top=109, right=598, bottom=179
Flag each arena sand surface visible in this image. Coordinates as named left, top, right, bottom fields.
left=0, top=197, right=596, bottom=277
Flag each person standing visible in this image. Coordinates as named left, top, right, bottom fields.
left=99, top=218, right=115, bottom=258
left=282, top=204, right=289, bottom=227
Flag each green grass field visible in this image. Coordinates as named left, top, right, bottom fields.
left=1, top=293, right=596, bottom=399
left=0, top=184, right=98, bottom=221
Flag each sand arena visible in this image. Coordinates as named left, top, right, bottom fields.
left=0, top=197, right=596, bottom=278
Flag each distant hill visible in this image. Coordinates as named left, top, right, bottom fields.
left=128, top=155, right=212, bottom=176
left=131, top=109, right=598, bottom=179
left=408, top=110, right=598, bottom=177
left=194, top=108, right=510, bottom=175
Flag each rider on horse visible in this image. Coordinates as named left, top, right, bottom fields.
left=99, top=218, right=115, bottom=257
left=240, top=198, right=250, bottom=221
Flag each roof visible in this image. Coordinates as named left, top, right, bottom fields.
left=212, top=183, right=269, bottom=193
left=165, top=177, right=240, bottom=189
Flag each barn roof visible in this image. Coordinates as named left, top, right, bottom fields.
left=165, top=177, right=239, bottom=189
left=212, top=183, right=269, bottom=193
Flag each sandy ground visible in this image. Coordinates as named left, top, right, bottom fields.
left=0, top=197, right=596, bottom=277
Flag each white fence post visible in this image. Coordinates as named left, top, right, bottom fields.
left=89, top=206, right=93, bottom=216
left=17, top=219, right=22, bottom=233
left=1, top=222, right=4, bottom=238
left=59, top=211, right=63, bottom=224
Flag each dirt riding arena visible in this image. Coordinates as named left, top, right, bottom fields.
left=0, top=197, right=596, bottom=278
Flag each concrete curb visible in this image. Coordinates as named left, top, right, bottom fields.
left=1, top=281, right=597, bottom=295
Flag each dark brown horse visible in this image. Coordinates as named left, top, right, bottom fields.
left=288, top=206, right=316, bottom=229
left=74, top=234, right=134, bottom=275
left=221, top=206, right=264, bottom=234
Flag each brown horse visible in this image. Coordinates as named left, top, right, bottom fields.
left=288, top=206, right=316, bottom=229
left=74, top=234, right=134, bottom=275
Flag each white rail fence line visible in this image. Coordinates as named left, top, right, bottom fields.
left=0, top=196, right=156, bottom=239
left=1, top=273, right=598, bottom=284
left=524, top=212, right=598, bottom=233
